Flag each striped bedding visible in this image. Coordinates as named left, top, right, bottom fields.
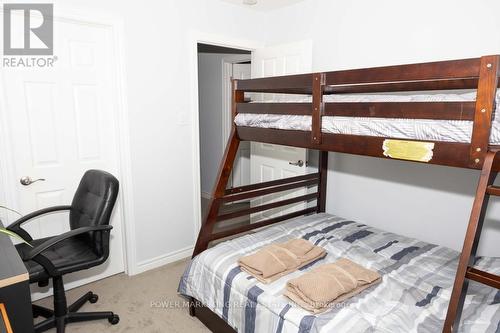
left=178, top=213, right=500, bottom=332
left=234, top=91, right=500, bottom=144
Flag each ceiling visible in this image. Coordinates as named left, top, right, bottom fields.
left=220, top=0, right=305, bottom=11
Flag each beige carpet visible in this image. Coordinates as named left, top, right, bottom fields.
left=34, top=259, right=210, bottom=333
left=33, top=199, right=253, bottom=332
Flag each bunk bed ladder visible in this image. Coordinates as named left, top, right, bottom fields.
left=443, top=149, right=500, bottom=332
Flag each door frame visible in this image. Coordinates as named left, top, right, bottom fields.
left=222, top=58, right=251, bottom=189
left=0, top=8, right=137, bottom=276
left=222, top=58, right=251, bottom=152
left=189, top=30, right=263, bottom=238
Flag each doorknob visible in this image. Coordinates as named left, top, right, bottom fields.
left=20, top=176, right=46, bottom=186
left=288, top=160, right=304, bottom=167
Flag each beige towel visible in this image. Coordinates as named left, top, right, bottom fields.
left=238, top=239, right=326, bottom=284
left=284, top=258, right=381, bottom=313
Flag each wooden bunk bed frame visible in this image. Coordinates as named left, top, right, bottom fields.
left=190, top=55, right=500, bottom=333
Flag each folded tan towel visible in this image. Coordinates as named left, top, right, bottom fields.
left=284, top=258, right=381, bottom=313
left=238, top=239, right=326, bottom=284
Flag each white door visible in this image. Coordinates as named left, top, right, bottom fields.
left=250, top=40, right=312, bottom=222
left=0, top=15, right=125, bottom=299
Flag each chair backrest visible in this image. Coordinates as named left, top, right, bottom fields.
left=70, top=170, right=119, bottom=256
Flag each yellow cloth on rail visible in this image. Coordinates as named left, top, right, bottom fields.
left=238, top=239, right=326, bottom=284
left=284, top=258, right=381, bottom=313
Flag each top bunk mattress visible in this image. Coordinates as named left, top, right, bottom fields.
left=179, top=213, right=500, bottom=333
left=234, top=91, right=500, bottom=144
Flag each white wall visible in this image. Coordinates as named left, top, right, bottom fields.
left=198, top=53, right=249, bottom=196
left=263, top=0, right=500, bottom=256
left=21, top=0, right=267, bottom=273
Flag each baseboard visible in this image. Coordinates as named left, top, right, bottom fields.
left=134, top=245, right=194, bottom=275
left=201, top=191, right=212, bottom=199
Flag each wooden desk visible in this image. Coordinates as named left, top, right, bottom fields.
left=0, top=220, right=34, bottom=333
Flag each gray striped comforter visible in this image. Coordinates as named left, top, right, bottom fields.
left=178, top=213, right=500, bottom=332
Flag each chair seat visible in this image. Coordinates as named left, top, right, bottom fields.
left=16, top=236, right=102, bottom=283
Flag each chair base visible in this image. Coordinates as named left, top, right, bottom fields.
left=33, top=291, right=119, bottom=333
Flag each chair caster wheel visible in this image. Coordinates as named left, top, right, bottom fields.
left=108, top=314, right=120, bottom=325
left=89, top=293, right=99, bottom=304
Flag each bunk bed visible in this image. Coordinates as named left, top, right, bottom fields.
left=180, top=55, right=500, bottom=333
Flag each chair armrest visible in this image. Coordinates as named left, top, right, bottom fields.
left=7, top=205, right=72, bottom=241
left=25, top=225, right=113, bottom=261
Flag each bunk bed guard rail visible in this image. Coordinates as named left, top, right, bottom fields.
left=233, top=55, right=500, bottom=169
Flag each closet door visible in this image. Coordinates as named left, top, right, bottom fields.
left=250, top=40, right=312, bottom=222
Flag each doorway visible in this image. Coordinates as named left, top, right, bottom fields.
left=197, top=43, right=251, bottom=229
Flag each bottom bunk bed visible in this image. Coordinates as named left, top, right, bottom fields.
left=179, top=213, right=500, bottom=333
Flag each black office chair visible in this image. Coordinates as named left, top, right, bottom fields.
left=7, top=169, right=120, bottom=333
